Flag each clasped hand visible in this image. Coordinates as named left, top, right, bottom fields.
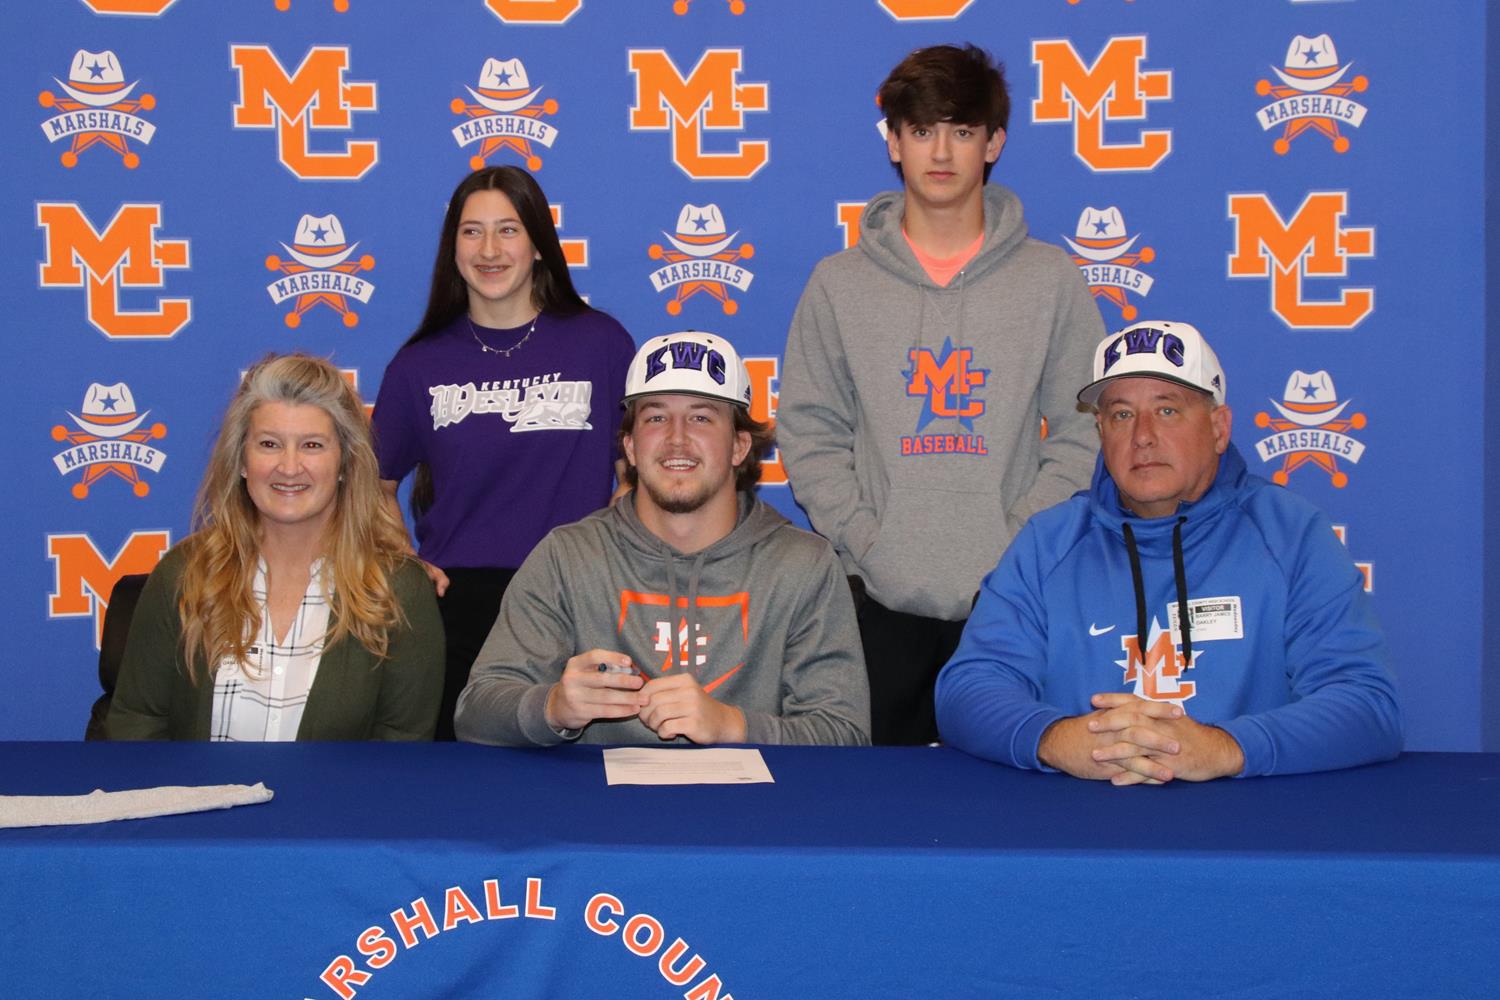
left=1037, top=692, right=1245, bottom=786
left=544, top=649, right=746, bottom=744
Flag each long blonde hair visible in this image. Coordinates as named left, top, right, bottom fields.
left=178, top=353, right=411, bottom=680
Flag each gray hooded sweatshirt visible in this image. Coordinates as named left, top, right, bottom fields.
left=777, top=184, right=1104, bottom=621
left=454, top=492, right=870, bottom=746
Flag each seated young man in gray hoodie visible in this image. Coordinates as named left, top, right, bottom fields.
left=454, top=332, right=871, bottom=747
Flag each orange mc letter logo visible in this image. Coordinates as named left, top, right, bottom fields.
left=906, top=346, right=985, bottom=420
left=79, top=0, right=181, bottom=13
left=744, top=357, right=786, bottom=486
left=485, top=0, right=582, bottom=22
left=877, top=0, right=975, bottom=18
left=629, top=48, right=769, bottom=180
left=37, top=202, right=191, bottom=340
left=48, top=531, right=170, bottom=648
left=231, top=45, right=378, bottom=181
left=1227, top=191, right=1374, bottom=330
left=1032, top=35, right=1172, bottom=172
left=1121, top=629, right=1196, bottom=704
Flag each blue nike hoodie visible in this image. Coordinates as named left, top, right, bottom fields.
left=935, top=444, right=1402, bottom=776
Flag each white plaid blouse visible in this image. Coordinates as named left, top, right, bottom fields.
left=210, top=559, right=331, bottom=742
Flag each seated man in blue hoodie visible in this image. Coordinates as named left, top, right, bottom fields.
left=935, top=321, right=1401, bottom=783
left=455, top=331, right=871, bottom=747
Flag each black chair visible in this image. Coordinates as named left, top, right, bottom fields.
left=84, top=573, right=149, bottom=740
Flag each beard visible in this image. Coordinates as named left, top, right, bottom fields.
left=639, top=473, right=716, bottom=515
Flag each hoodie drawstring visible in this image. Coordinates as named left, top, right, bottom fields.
left=1172, top=516, right=1193, bottom=671
left=1121, top=519, right=1193, bottom=665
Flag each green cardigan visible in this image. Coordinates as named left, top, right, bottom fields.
left=104, top=543, right=445, bottom=741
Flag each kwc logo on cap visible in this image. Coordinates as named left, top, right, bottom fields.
left=647, top=204, right=755, bottom=316
left=265, top=214, right=376, bottom=329
left=37, top=202, right=191, bottom=339
left=52, top=383, right=167, bottom=499
left=629, top=48, right=768, bottom=180
left=1065, top=206, right=1155, bottom=321
left=38, top=49, right=157, bottom=169
left=1254, top=370, right=1367, bottom=488
left=1227, top=190, right=1374, bottom=330
left=1032, top=35, right=1172, bottom=172
left=451, top=57, right=559, bottom=172
left=48, top=530, right=170, bottom=648
left=230, top=45, right=377, bottom=181
left=1255, top=34, right=1369, bottom=155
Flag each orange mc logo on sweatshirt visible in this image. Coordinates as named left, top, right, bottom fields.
left=1227, top=191, right=1374, bottom=330
left=230, top=45, right=378, bottom=181
left=37, top=202, right=191, bottom=340
left=628, top=48, right=768, bottom=180
left=1031, top=35, right=1172, bottom=172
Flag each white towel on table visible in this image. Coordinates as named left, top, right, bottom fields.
left=0, top=783, right=273, bottom=828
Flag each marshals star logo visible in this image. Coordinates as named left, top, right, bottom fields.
left=52, top=383, right=167, bottom=498
left=38, top=49, right=156, bottom=169
left=1118, top=618, right=1197, bottom=706
left=1254, top=370, right=1367, bottom=488
left=1065, top=206, right=1155, bottom=321
left=265, top=214, right=376, bottom=328
left=647, top=204, right=755, bottom=316
left=451, top=57, right=560, bottom=171
left=901, top=337, right=988, bottom=457
left=1256, top=34, right=1369, bottom=155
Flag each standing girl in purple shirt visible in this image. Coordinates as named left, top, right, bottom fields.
left=373, top=166, right=634, bottom=739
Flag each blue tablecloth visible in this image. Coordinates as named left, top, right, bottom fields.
left=2, top=743, right=1497, bottom=999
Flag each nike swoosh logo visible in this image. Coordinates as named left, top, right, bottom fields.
left=1089, top=624, right=1115, bottom=636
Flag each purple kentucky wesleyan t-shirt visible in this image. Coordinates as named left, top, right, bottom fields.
left=373, top=309, right=635, bottom=569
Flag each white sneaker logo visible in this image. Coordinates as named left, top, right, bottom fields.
left=1088, top=623, right=1115, bottom=636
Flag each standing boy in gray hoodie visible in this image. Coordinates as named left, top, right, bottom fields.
left=777, top=44, right=1104, bottom=745
left=455, top=332, right=870, bottom=747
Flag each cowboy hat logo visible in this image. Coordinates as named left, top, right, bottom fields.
left=51, top=383, right=167, bottom=499
left=38, top=49, right=157, bottom=169
left=264, top=214, right=377, bottom=329
left=1064, top=206, right=1156, bottom=321
left=451, top=57, right=560, bottom=171
left=1254, top=370, right=1367, bottom=488
left=647, top=204, right=756, bottom=316
left=1255, top=35, right=1369, bottom=155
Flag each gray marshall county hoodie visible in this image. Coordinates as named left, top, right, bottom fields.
left=454, top=492, right=871, bottom=747
left=778, top=185, right=1104, bottom=621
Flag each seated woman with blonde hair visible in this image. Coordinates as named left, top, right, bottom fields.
left=106, top=354, right=444, bottom=740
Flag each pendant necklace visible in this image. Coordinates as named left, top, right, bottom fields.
left=467, top=314, right=537, bottom=357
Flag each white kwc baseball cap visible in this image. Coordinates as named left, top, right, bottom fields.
left=1077, top=320, right=1226, bottom=407
left=623, top=331, right=752, bottom=409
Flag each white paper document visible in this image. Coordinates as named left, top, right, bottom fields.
left=603, top=748, right=775, bottom=786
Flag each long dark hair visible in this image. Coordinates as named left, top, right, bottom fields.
left=405, top=165, right=587, bottom=348
left=404, top=167, right=592, bottom=519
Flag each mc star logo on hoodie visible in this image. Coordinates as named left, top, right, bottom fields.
left=900, top=338, right=989, bottom=457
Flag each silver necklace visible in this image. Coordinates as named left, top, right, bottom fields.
left=467, top=314, right=537, bottom=357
